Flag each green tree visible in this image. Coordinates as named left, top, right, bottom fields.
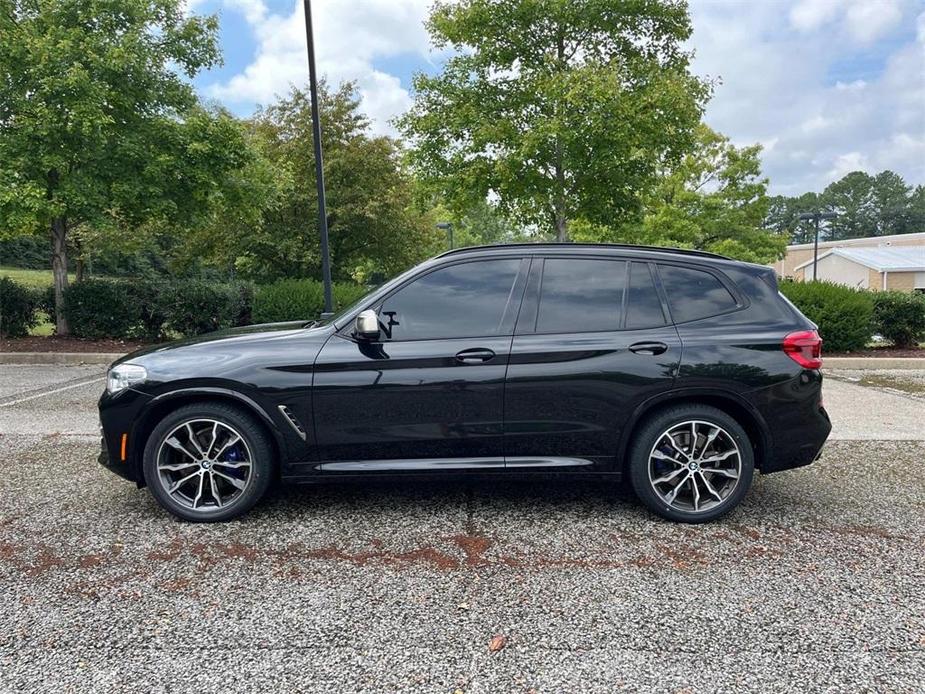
left=0, top=0, right=252, bottom=334
left=820, top=171, right=876, bottom=240
left=870, top=170, right=914, bottom=235
left=580, top=125, right=784, bottom=263
left=194, top=83, right=442, bottom=283
left=398, top=0, right=710, bottom=242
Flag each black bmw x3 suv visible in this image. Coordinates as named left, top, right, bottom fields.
left=99, top=244, right=831, bottom=523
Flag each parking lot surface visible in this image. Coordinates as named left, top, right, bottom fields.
left=1, top=364, right=923, bottom=693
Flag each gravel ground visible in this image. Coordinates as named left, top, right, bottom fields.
left=0, top=366, right=923, bottom=693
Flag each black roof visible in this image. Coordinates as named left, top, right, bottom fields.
left=435, top=242, right=730, bottom=262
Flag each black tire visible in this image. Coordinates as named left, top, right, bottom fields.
left=628, top=404, right=754, bottom=523
left=143, top=402, right=274, bottom=522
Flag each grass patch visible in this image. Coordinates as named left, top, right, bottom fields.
left=0, top=266, right=70, bottom=288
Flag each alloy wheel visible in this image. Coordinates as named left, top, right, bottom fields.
left=155, top=419, right=253, bottom=512
left=647, top=419, right=742, bottom=514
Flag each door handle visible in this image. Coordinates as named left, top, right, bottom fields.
left=629, top=341, right=669, bottom=356
left=455, top=348, right=496, bottom=364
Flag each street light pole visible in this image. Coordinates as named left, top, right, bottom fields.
left=303, top=0, right=333, bottom=315
left=797, top=211, right=837, bottom=281
left=436, top=222, right=454, bottom=250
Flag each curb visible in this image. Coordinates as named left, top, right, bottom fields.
left=0, top=352, right=124, bottom=365
left=824, top=357, right=925, bottom=370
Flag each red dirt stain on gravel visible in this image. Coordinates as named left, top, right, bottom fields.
left=78, top=554, right=105, bottom=569
left=452, top=534, right=492, bottom=567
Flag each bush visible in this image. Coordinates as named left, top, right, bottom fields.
left=60, top=278, right=255, bottom=340
left=63, top=278, right=139, bottom=339
left=0, top=277, right=40, bottom=337
left=871, top=291, right=925, bottom=348
left=129, top=279, right=171, bottom=340
left=162, top=280, right=253, bottom=337
left=253, top=280, right=368, bottom=324
left=779, top=280, right=873, bottom=353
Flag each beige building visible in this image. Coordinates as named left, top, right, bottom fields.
left=773, top=232, right=925, bottom=284
left=791, top=247, right=925, bottom=292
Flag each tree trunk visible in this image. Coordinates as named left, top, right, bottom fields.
left=75, top=257, right=85, bottom=283
left=51, top=217, right=70, bottom=336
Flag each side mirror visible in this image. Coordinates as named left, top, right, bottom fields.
left=355, top=309, right=380, bottom=340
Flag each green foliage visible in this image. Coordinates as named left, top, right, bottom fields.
left=399, top=0, right=710, bottom=240
left=191, top=83, right=442, bottom=284
left=253, top=280, right=368, bottom=324
left=63, top=279, right=139, bottom=340
left=0, top=277, right=39, bottom=337
left=779, top=281, right=873, bottom=353
left=766, top=171, right=925, bottom=243
left=60, top=278, right=255, bottom=339
left=162, top=280, right=254, bottom=337
left=871, top=292, right=925, bottom=349
left=585, top=125, right=785, bottom=264
left=0, top=0, right=265, bottom=333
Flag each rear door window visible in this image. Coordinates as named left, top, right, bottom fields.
left=658, top=264, right=738, bottom=323
left=536, top=258, right=626, bottom=333
left=625, top=262, right=667, bottom=329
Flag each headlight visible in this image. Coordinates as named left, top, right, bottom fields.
left=107, top=364, right=147, bottom=395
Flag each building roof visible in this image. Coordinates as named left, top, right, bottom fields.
left=794, top=246, right=925, bottom=272
left=786, top=231, right=925, bottom=251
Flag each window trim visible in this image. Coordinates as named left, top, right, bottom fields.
left=519, top=255, right=630, bottom=336
left=338, top=256, right=530, bottom=343
left=653, top=261, right=749, bottom=326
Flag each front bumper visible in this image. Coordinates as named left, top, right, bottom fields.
left=98, top=387, right=154, bottom=484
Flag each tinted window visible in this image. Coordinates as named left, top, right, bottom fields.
left=659, top=265, right=738, bottom=323
left=625, top=262, right=666, bottom=329
left=378, top=259, right=520, bottom=340
left=536, top=259, right=625, bottom=333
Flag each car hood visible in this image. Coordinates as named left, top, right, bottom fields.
left=111, top=321, right=336, bottom=382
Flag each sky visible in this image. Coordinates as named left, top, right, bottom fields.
left=188, top=0, right=925, bottom=197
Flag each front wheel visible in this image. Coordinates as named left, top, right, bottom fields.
left=143, top=402, right=274, bottom=522
left=629, top=405, right=754, bottom=523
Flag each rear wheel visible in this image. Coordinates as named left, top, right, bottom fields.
left=629, top=404, right=754, bottom=523
left=143, top=402, right=273, bottom=522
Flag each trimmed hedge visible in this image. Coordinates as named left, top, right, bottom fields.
left=63, top=278, right=139, bottom=339
left=60, top=278, right=256, bottom=339
left=872, top=291, right=925, bottom=348
left=253, top=279, right=368, bottom=324
left=57, top=277, right=367, bottom=339
left=0, top=277, right=40, bottom=337
left=779, top=280, right=873, bottom=353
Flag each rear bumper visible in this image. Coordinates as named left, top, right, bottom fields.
left=754, top=371, right=832, bottom=474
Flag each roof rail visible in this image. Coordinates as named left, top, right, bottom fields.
left=435, top=242, right=730, bottom=261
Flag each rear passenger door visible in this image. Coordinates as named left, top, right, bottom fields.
left=503, top=258, right=682, bottom=470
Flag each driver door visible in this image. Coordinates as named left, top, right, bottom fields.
left=311, top=257, right=529, bottom=468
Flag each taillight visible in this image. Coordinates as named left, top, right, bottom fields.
left=783, top=330, right=823, bottom=369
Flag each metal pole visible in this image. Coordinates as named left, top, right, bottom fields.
left=303, top=0, right=333, bottom=314
left=812, top=214, right=819, bottom=281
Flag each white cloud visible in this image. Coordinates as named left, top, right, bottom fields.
left=204, top=0, right=435, bottom=136
left=689, top=0, right=924, bottom=194
left=198, top=0, right=925, bottom=193
left=789, top=0, right=903, bottom=43
left=827, top=151, right=870, bottom=179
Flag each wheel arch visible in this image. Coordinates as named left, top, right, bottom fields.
left=130, top=388, right=286, bottom=486
left=618, top=390, right=770, bottom=473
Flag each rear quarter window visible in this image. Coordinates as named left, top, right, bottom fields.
left=658, top=264, right=739, bottom=323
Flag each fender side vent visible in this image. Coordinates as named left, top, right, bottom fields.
left=277, top=405, right=307, bottom=441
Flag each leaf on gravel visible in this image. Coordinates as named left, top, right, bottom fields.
left=488, top=634, right=507, bottom=653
